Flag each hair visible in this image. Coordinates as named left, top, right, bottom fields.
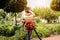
left=24, top=6, right=30, bottom=10
left=25, top=10, right=30, bottom=13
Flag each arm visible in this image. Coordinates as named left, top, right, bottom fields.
left=20, top=11, right=25, bottom=23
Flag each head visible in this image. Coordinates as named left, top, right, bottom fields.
left=24, top=7, right=30, bottom=13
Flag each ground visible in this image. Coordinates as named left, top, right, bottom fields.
left=31, top=35, right=60, bottom=40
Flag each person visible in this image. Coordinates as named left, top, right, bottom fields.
left=21, top=7, right=35, bottom=23
left=21, top=7, right=35, bottom=40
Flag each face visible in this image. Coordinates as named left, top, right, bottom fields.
left=26, top=12, right=30, bottom=16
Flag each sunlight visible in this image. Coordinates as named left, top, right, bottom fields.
left=27, top=0, right=51, bottom=8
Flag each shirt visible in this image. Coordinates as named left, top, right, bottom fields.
left=21, top=10, right=35, bottom=20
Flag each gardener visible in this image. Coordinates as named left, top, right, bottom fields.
left=21, top=7, right=35, bottom=40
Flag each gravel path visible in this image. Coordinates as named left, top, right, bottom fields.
left=31, top=35, right=60, bottom=40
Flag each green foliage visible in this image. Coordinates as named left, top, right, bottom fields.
left=6, top=13, right=14, bottom=21
left=0, top=20, right=15, bottom=36
left=0, top=18, right=27, bottom=40
left=32, top=7, right=41, bottom=16
left=32, top=23, right=50, bottom=38
left=17, top=12, right=22, bottom=18
left=51, top=0, right=60, bottom=11
left=32, top=7, right=60, bottom=23
left=0, top=28, right=27, bottom=40
left=0, top=20, right=60, bottom=39
left=0, top=0, right=27, bottom=12
left=31, top=23, right=60, bottom=38
left=31, top=26, right=50, bottom=38
left=33, top=16, right=41, bottom=23
left=0, top=6, right=60, bottom=39
left=0, top=36, right=7, bottom=40
left=0, top=9, right=6, bottom=19
left=54, top=26, right=60, bottom=34
left=4, top=0, right=27, bottom=13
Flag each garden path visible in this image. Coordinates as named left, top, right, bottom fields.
left=31, top=35, right=60, bottom=40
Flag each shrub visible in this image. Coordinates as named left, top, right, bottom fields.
left=31, top=26, right=50, bottom=38
left=31, top=23, right=60, bottom=38
left=0, top=20, right=27, bottom=40
left=53, top=26, right=60, bottom=34
left=0, top=20, right=15, bottom=36
left=0, top=20, right=60, bottom=40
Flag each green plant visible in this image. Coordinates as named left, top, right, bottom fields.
left=51, top=0, right=60, bottom=11
left=54, top=26, right=60, bottom=34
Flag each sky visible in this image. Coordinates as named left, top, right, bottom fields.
left=27, top=0, right=51, bottom=8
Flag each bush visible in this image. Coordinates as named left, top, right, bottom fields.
left=7, top=28, right=27, bottom=40
left=0, top=19, right=25, bottom=36
left=33, top=16, right=41, bottom=23
left=0, top=19, right=60, bottom=40
left=31, top=23, right=60, bottom=38
left=0, top=20, right=15, bottom=36
left=0, top=19, right=27, bottom=40
left=53, top=26, right=60, bottom=34
left=31, top=26, right=50, bottom=38
left=0, top=28, right=27, bottom=40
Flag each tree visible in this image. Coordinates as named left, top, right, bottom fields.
left=0, top=0, right=27, bottom=36
left=51, top=0, right=60, bottom=11
left=4, top=0, right=27, bottom=12
left=40, top=8, right=58, bottom=23
left=32, top=7, right=41, bottom=16
left=0, top=0, right=8, bottom=9
left=0, top=0, right=27, bottom=26
left=32, top=7, right=59, bottom=23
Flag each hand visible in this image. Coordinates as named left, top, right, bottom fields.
left=21, top=20, right=25, bottom=23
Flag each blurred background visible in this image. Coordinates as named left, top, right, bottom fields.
left=0, top=0, right=60, bottom=40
